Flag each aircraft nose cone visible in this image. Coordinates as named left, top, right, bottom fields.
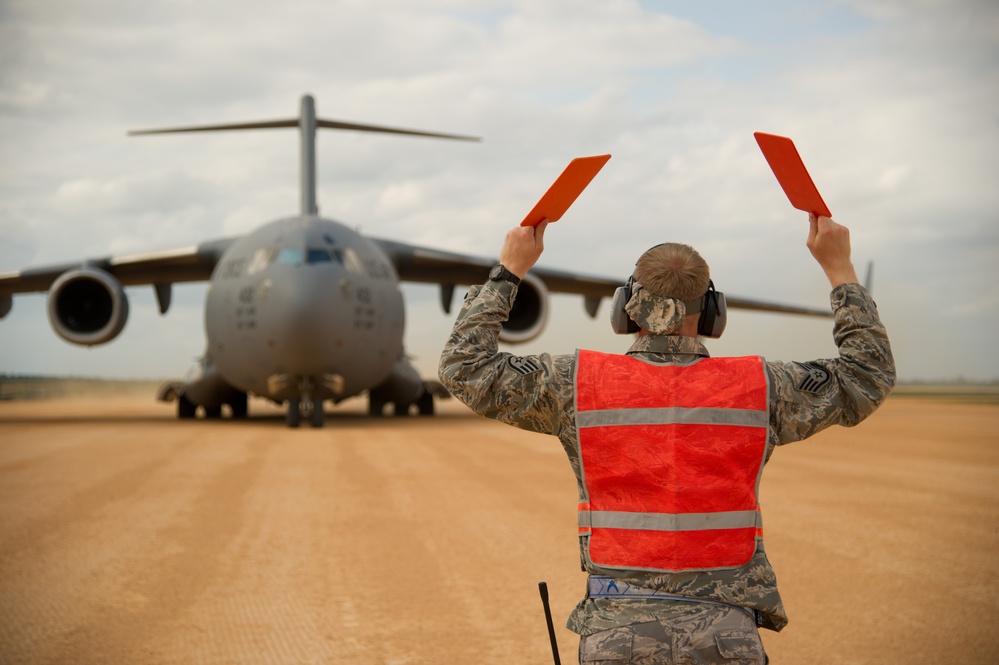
left=265, top=270, right=343, bottom=365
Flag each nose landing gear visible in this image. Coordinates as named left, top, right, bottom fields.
left=285, top=398, right=325, bottom=428
left=285, top=378, right=325, bottom=428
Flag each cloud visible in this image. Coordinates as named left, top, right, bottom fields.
left=1, top=0, right=997, bottom=382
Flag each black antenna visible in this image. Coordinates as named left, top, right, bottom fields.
left=538, top=582, right=561, bottom=665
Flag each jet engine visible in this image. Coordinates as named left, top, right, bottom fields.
left=47, top=267, right=129, bottom=346
left=498, top=272, right=549, bottom=344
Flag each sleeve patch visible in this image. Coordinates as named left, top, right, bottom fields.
left=508, top=356, right=542, bottom=376
left=794, top=362, right=831, bottom=393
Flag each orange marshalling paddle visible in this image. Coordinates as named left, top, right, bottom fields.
left=754, top=132, right=831, bottom=218
left=520, top=154, right=611, bottom=227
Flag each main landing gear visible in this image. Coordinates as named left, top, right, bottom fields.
left=175, top=391, right=249, bottom=420
left=368, top=388, right=435, bottom=417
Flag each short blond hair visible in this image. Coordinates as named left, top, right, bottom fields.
left=633, top=243, right=710, bottom=302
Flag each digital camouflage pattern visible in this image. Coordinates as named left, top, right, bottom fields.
left=438, top=279, right=895, bottom=636
left=625, top=286, right=687, bottom=334
left=579, top=605, right=766, bottom=663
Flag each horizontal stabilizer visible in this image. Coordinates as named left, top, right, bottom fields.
left=316, top=119, right=479, bottom=142
left=129, top=118, right=480, bottom=142
left=127, top=94, right=480, bottom=216
left=128, top=120, right=299, bottom=135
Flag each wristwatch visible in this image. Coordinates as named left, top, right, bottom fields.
left=488, top=264, right=522, bottom=286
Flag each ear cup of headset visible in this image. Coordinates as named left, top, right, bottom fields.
left=697, top=282, right=727, bottom=338
left=609, top=283, right=639, bottom=335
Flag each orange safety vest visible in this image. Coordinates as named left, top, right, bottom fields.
left=575, top=350, right=769, bottom=573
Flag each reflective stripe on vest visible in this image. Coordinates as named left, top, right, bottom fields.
left=574, top=350, right=769, bottom=573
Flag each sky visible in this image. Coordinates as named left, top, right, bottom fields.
left=1, top=0, right=997, bottom=384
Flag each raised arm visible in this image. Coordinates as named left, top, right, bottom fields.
left=807, top=213, right=859, bottom=288
left=769, top=214, right=895, bottom=444
left=499, top=219, right=548, bottom=279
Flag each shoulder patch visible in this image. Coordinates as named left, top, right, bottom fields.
left=508, top=356, right=542, bottom=376
left=794, top=362, right=831, bottom=393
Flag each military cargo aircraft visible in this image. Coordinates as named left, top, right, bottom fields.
left=0, top=95, right=831, bottom=427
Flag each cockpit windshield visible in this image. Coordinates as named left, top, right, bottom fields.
left=272, top=247, right=340, bottom=266
left=276, top=248, right=305, bottom=265
left=307, top=248, right=333, bottom=263
left=247, top=244, right=356, bottom=272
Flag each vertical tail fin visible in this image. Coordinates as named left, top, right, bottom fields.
left=128, top=94, right=479, bottom=217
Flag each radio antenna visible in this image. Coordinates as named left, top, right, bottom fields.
left=538, top=582, right=561, bottom=665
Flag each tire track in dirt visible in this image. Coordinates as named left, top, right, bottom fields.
left=0, top=424, right=269, bottom=665
left=0, top=397, right=996, bottom=665
left=60, top=434, right=272, bottom=665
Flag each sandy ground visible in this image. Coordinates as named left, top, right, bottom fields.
left=0, top=393, right=996, bottom=664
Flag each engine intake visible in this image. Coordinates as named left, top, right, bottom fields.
left=47, top=267, right=129, bottom=346
left=499, top=272, right=548, bottom=345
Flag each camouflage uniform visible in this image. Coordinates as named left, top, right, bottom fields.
left=578, top=605, right=766, bottom=663
left=438, top=279, right=895, bottom=657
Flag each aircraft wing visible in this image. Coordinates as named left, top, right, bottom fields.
left=0, top=238, right=238, bottom=295
left=0, top=237, right=239, bottom=318
left=373, top=238, right=620, bottom=297
left=373, top=237, right=832, bottom=319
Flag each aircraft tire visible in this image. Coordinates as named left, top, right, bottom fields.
left=310, top=400, right=324, bottom=428
left=230, top=393, right=248, bottom=419
left=392, top=401, right=410, bottom=417
left=286, top=400, right=301, bottom=428
left=418, top=391, right=434, bottom=416
left=204, top=405, right=223, bottom=419
left=178, top=395, right=197, bottom=419
left=368, top=397, right=386, bottom=417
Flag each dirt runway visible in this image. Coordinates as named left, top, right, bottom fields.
left=0, top=394, right=996, bottom=664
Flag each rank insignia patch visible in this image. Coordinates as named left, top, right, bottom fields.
left=794, top=362, right=831, bottom=393
left=508, top=356, right=541, bottom=376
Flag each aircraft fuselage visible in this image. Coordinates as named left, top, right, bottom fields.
left=204, top=215, right=404, bottom=404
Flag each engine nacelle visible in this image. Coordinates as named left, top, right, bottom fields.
left=499, top=272, right=549, bottom=345
left=369, top=355, right=424, bottom=406
left=47, top=267, right=129, bottom=346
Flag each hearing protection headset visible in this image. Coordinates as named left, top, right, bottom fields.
left=609, top=275, right=728, bottom=338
